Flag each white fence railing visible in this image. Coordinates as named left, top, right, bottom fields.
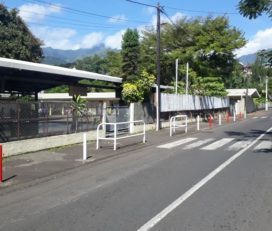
left=161, top=93, right=229, bottom=112
left=169, top=115, right=188, bottom=136
left=96, top=120, right=146, bottom=151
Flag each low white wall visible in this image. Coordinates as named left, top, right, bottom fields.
left=2, top=119, right=196, bottom=157
left=2, top=130, right=98, bottom=157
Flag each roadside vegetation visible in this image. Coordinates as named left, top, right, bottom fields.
left=0, top=3, right=271, bottom=103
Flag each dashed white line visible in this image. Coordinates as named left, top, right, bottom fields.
left=157, top=138, right=197, bottom=149
left=183, top=138, right=215, bottom=150
left=201, top=138, right=234, bottom=150
left=254, top=140, right=272, bottom=150
left=227, top=139, right=252, bottom=151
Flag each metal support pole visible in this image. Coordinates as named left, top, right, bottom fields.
left=185, top=116, right=188, bottom=133
left=265, top=76, right=268, bottom=111
left=175, top=59, right=178, bottom=94
left=156, top=3, right=161, bottom=131
left=143, top=123, right=146, bottom=143
left=114, top=123, right=117, bottom=151
left=186, top=62, right=189, bottom=95
left=83, top=133, right=87, bottom=160
left=197, top=115, right=200, bottom=131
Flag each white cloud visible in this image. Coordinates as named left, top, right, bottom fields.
left=108, top=15, right=127, bottom=24
left=19, top=3, right=61, bottom=22
left=150, top=12, right=185, bottom=28
left=236, top=27, right=272, bottom=57
left=80, top=32, right=104, bottom=49
left=105, top=30, right=126, bottom=49
left=31, top=26, right=77, bottom=50
left=143, top=7, right=155, bottom=15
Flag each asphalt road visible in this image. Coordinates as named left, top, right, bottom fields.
left=0, top=112, right=272, bottom=231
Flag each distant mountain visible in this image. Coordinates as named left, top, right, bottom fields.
left=42, top=44, right=108, bottom=65
left=238, top=53, right=257, bottom=65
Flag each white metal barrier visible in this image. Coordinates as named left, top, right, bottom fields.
left=96, top=120, right=146, bottom=151
left=170, top=115, right=188, bottom=136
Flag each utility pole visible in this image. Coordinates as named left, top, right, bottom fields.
left=265, top=76, right=268, bottom=111
left=156, top=2, right=161, bottom=130
left=126, top=0, right=162, bottom=131
left=175, top=59, right=178, bottom=94
left=185, top=62, right=189, bottom=95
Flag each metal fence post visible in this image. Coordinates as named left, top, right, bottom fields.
left=185, top=116, right=188, bottom=133
left=114, top=123, right=117, bottom=151
left=129, top=103, right=135, bottom=134
left=83, top=133, right=87, bottom=160
left=143, top=123, right=146, bottom=143
left=197, top=115, right=200, bottom=131
left=102, top=101, right=107, bottom=138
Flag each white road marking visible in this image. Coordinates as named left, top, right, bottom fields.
left=227, top=140, right=252, bottom=151
left=261, top=116, right=268, bottom=119
left=183, top=138, right=215, bottom=150
left=254, top=141, right=272, bottom=150
left=201, top=138, right=234, bottom=150
left=252, top=117, right=258, bottom=119
left=157, top=138, right=197, bottom=149
left=137, top=126, right=272, bottom=231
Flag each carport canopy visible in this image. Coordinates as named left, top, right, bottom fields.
left=0, top=57, right=122, bottom=95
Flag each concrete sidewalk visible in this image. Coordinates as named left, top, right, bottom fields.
left=0, top=111, right=267, bottom=193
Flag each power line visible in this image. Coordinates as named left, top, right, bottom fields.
left=21, top=0, right=149, bottom=24
left=126, top=0, right=162, bottom=131
left=164, top=5, right=239, bottom=16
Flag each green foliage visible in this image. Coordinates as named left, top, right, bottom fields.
left=164, top=81, right=186, bottom=94
left=238, top=0, right=272, bottom=19
left=122, top=70, right=155, bottom=102
left=71, top=95, right=87, bottom=117
left=0, top=4, right=43, bottom=62
left=75, top=54, right=107, bottom=74
left=104, top=50, right=122, bottom=76
left=140, top=16, right=245, bottom=87
left=122, top=83, right=143, bottom=103
left=45, top=85, right=68, bottom=93
left=191, top=77, right=227, bottom=96
left=121, top=29, right=140, bottom=82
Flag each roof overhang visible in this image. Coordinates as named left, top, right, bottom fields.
left=0, top=57, right=122, bottom=94
left=226, top=88, right=261, bottom=98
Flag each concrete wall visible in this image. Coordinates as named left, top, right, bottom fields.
left=2, top=122, right=170, bottom=157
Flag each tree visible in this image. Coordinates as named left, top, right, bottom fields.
left=121, top=29, right=140, bottom=82
left=140, top=16, right=245, bottom=88
left=75, top=54, right=107, bottom=74
left=238, top=0, right=272, bottom=19
left=104, top=50, right=122, bottom=77
left=238, top=1, right=272, bottom=66
left=191, top=77, right=227, bottom=96
left=71, top=95, right=87, bottom=132
left=122, top=70, right=155, bottom=103
left=0, top=4, right=43, bottom=62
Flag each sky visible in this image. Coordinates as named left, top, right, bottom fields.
left=5, top=0, right=272, bottom=57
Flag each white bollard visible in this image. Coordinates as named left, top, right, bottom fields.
left=233, top=113, right=236, bottom=122
left=197, top=115, right=200, bottom=131
left=83, top=133, right=87, bottom=160
left=219, top=113, right=222, bottom=125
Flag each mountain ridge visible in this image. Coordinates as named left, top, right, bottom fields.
left=42, top=46, right=259, bottom=66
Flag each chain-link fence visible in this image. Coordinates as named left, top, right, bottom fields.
left=0, top=101, right=103, bottom=142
